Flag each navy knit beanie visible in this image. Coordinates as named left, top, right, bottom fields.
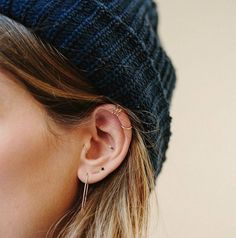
left=0, top=0, right=177, bottom=182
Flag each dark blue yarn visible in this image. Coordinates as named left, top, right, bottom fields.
left=0, top=0, right=177, bottom=183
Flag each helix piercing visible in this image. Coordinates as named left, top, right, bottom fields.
left=121, top=124, right=132, bottom=130
left=112, top=104, right=122, bottom=116
left=112, top=104, right=133, bottom=130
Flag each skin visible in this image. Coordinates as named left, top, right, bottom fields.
left=0, top=69, right=132, bottom=237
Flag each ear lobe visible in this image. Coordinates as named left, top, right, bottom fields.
left=77, top=104, right=132, bottom=184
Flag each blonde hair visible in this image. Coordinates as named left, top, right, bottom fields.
left=0, top=14, right=158, bottom=238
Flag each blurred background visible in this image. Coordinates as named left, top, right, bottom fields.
left=149, top=1, right=236, bottom=237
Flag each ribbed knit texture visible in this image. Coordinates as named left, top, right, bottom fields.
left=0, top=0, right=177, bottom=182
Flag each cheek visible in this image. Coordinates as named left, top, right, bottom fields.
left=0, top=114, right=50, bottom=195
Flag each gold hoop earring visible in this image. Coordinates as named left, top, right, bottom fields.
left=112, top=104, right=122, bottom=116
left=112, top=104, right=133, bottom=130
left=121, top=124, right=133, bottom=130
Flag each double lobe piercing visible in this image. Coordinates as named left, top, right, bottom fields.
left=81, top=144, right=112, bottom=210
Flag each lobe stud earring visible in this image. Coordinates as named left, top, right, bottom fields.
left=112, top=104, right=132, bottom=130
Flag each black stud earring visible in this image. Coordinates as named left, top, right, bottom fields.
left=91, top=167, right=105, bottom=174
left=108, top=145, right=114, bottom=150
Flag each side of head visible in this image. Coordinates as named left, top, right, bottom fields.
left=0, top=14, right=156, bottom=238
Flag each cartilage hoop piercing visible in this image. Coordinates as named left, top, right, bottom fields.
left=112, top=104, right=133, bottom=130
left=112, top=104, right=122, bottom=116
left=121, top=124, right=132, bottom=130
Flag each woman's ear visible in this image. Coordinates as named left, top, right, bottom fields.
left=77, top=104, right=132, bottom=184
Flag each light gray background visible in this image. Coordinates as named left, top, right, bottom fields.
left=149, top=1, right=236, bottom=237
